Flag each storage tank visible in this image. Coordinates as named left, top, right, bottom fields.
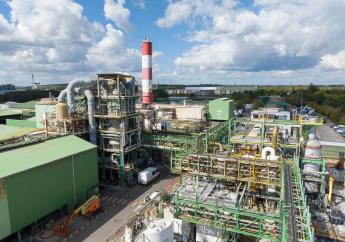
left=56, top=102, right=69, bottom=120
left=142, top=219, right=173, bottom=242
left=303, top=133, right=322, bottom=193
left=304, top=133, right=322, bottom=158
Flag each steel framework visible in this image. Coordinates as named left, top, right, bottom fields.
left=173, top=153, right=281, bottom=186
left=96, top=73, right=141, bottom=186
left=142, top=115, right=319, bottom=241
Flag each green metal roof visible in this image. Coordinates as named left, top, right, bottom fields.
left=0, top=125, right=22, bottom=137
left=0, top=124, right=37, bottom=140
left=0, top=135, right=96, bottom=178
left=12, top=101, right=37, bottom=110
left=0, top=109, right=22, bottom=117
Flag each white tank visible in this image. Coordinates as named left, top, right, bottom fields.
left=142, top=219, right=173, bottom=242
left=304, top=133, right=322, bottom=159
left=304, top=133, right=322, bottom=193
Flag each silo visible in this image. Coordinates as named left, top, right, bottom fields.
left=56, top=102, right=69, bottom=120
left=303, top=133, right=322, bottom=193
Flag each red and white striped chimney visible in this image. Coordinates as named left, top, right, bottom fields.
left=141, top=38, right=154, bottom=104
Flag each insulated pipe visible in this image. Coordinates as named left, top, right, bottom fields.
left=58, top=88, right=67, bottom=102
left=75, top=87, right=97, bottom=144
left=66, top=79, right=84, bottom=113
left=261, top=147, right=276, bottom=160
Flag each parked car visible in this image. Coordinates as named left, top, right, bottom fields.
left=333, top=125, right=339, bottom=129
left=138, top=167, right=160, bottom=185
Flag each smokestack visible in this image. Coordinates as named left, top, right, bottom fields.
left=141, top=37, right=153, bottom=104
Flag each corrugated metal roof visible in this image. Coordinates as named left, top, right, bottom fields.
left=0, top=124, right=37, bottom=140
left=0, top=135, right=96, bottom=178
left=0, top=125, right=22, bottom=137
left=12, top=101, right=37, bottom=110
left=0, top=109, right=22, bottom=117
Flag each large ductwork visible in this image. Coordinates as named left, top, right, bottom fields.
left=66, top=79, right=83, bottom=113
left=57, top=80, right=97, bottom=144
left=75, top=87, right=97, bottom=144
left=261, top=147, right=277, bottom=160
left=58, top=89, right=67, bottom=102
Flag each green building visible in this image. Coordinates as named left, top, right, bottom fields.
left=207, top=98, right=235, bottom=121
left=0, top=135, right=98, bottom=240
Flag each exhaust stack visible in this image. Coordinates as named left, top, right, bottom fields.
left=141, top=38, right=154, bottom=104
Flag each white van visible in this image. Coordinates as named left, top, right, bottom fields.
left=138, top=167, right=160, bottom=185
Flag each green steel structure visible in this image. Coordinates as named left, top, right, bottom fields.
left=301, top=158, right=327, bottom=197
left=289, top=160, right=314, bottom=241
left=141, top=131, right=199, bottom=172
left=0, top=135, right=99, bottom=240
left=173, top=193, right=282, bottom=241
left=142, top=114, right=321, bottom=241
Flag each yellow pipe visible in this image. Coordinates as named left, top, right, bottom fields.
left=272, top=126, right=278, bottom=150
left=328, top=176, right=334, bottom=204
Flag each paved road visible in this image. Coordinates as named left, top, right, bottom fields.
left=69, top=165, right=178, bottom=242
left=316, top=124, right=345, bottom=143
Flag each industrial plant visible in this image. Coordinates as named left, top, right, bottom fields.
left=1, top=38, right=345, bottom=242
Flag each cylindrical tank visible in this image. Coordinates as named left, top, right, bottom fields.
left=304, top=133, right=322, bottom=193
left=142, top=219, right=173, bottom=242
left=56, top=102, right=68, bottom=120
left=304, top=133, right=322, bottom=158
left=141, top=38, right=154, bottom=104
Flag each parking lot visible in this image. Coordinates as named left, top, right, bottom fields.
left=316, top=123, right=345, bottom=143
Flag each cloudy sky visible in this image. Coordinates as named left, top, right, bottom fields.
left=0, top=0, right=345, bottom=86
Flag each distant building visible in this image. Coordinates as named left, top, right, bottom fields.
left=0, top=84, right=15, bottom=95
left=166, top=85, right=258, bottom=97
left=251, top=108, right=291, bottom=121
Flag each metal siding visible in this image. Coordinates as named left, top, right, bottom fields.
left=6, top=158, right=75, bottom=233
left=73, top=149, right=99, bottom=205
left=208, top=99, right=234, bottom=121
left=0, top=179, right=11, bottom=240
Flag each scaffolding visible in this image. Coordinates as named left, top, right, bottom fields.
left=96, top=73, right=141, bottom=186
left=173, top=179, right=282, bottom=241
left=174, top=153, right=281, bottom=186
left=141, top=113, right=319, bottom=241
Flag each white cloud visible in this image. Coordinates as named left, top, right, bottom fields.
left=0, top=0, right=140, bottom=84
left=104, top=0, right=133, bottom=32
left=156, top=1, right=192, bottom=28
left=132, top=0, right=146, bottom=9
left=320, top=50, right=345, bottom=70
left=158, top=0, right=345, bottom=84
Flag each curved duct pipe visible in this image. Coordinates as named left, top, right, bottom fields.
left=261, top=147, right=276, bottom=160
left=66, top=79, right=84, bottom=113
left=58, top=88, right=67, bottom=102
left=75, top=87, right=97, bottom=144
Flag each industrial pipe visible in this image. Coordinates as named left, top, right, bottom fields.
left=58, top=88, right=67, bottom=102
left=66, top=79, right=84, bottom=113
left=75, top=87, right=97, bottom=144
left=261, top=147, right=276, bottom=160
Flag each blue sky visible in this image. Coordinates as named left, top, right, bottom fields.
left=0, top=0, right=345, bottom=85
left=73, top=0, right=192, bottom=71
